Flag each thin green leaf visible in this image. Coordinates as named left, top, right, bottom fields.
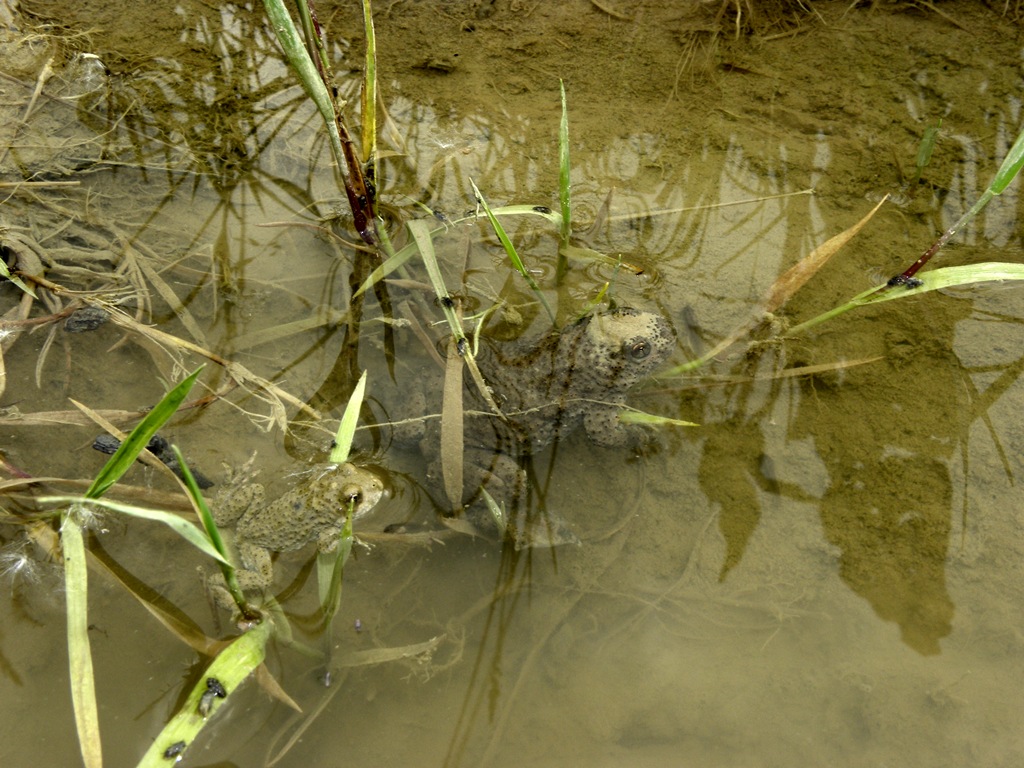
left=788, top=262, right=1024, bottom=336
left=42, top=496, right=232, bottom=566
left=617, top=410, right=699, bottom=427
left=170, top=445, right=251, bottom=615
left=316, top=502, right=354, bottom=616
left=480, top=204, right=561, bottom=226
left=361, top=0, right=378, bottom=168
left=62, top=509, right=102, bottom=768
left=317, top=496, right=355, bottom=671
left=85, top=367, right=203, bottom=499
left=0, top=257, right=37, bottom=297
left=353, top=233, right=423, bottom=298
left=330, top=369, right=368, bottom=464
left=261, top=0, right=346, bottom=172
left=170, top=445, right=229, bottom=559
left=469, top=180, right=528, bottom=276
left=135, top=620, right=271, bottom=768
left=991, top=124, right=1024, bottom=194
left=869, top=262, right=1024, bottom=298
left=469, top=179, right=555, bottom=323
left=407, top=218, right=466, bottom=341
left=405, top=223, right=505, bottom=419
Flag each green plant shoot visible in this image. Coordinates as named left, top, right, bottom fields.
left=470, top=179, right=556, bottom=324
left=60, top=367, right=203, bottom=768
left=330, top=369, right=368, bottom=464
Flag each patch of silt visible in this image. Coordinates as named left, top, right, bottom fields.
left=673, top=0, right=1022, bottom=78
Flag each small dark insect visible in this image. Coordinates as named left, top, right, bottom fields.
left=206, top=677, right=227, bottom=697
left=163, top=740, right=187, bottom=760
left=439, top=296, right=455, bottom=309
left=198, top=677, right=227, bottom=717
left=456, top=337, right=469, bottom=356
left=532, top=205, right=552, bottom=214
left=431, top=207, right=450, bottom=223
left=886, top=274, right=924, bottom=289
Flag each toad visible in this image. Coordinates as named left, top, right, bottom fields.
left=420, top=307, right=675, bottom=545
left=210, top=460, right=386, bottom=601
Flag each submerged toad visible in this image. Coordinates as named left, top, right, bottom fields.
left=471, top=306, right=675, bottom=452
left=210, top=460, right=386, bottom=599
left=420, top=307, right=675, bottom=545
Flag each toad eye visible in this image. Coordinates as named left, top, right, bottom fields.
left=627, top=339, right=652, bottom=361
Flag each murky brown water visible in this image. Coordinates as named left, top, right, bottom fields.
left=2, top=1, right=1024, bottom=766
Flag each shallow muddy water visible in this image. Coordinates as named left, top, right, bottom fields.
left=2, top=1, right=1024, bottom=766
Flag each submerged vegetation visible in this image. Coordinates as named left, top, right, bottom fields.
left=2, top=0, right=1024, bottom=765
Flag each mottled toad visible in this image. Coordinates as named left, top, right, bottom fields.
left=422, top=307, right=675, bottom=544
left=211, top=460, right=385, bottom=601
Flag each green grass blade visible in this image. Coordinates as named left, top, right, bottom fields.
left=361, top=0, right=378, bottom=170
left=407, top=218, right=467, bottom=341
left=558, top=80, right=572, bottom=247
left=468, top=180, right=529, bottom=275
left=618, top=410, right=700, bottom=428
left=872, top=263, right=1024, bottom=297
left=60, top=368, right=201, bottom=768
left=469, top=179, right=556, bottom=324
left=316, top=497, right=355, bottom=672
left=316, top=501, right=354, bottom=616
left=329, top=370, right=368, bottom=464
left=404, top=221, right=506, bottom=418
left=293, top=0, right=319, bottom=63
left=62, top=508, right=102, bottom=768
left=788, top=262, right=1024, bottom=336
left=262, top=0, right=346, bottom=170
left=476, top=204, right=561, bottom=226
left=42, top=497, right=232, bottom=566
left=170, top=445, right=229, bottom=558
left=353, top=234, right=423, bottom=298
left=135, top=619, right=271, bottom=768
left=171, top=445, right=253, bottom=615
left=0, top=257, right=37, bottom=297
left=85, top=367, right=203, bottom=500
left=991, top=125, right=1024, bottom=194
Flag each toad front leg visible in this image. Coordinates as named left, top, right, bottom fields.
left=583, top=406, right=652, bottom=450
